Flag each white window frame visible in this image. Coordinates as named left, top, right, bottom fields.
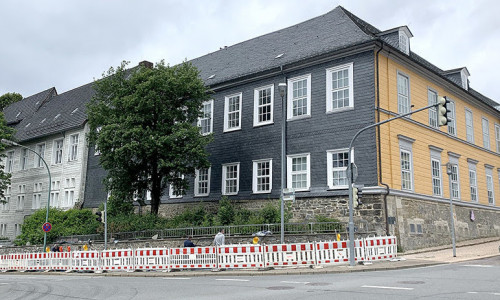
left=252, top=159, right=273, bottom=194
left=486, top=173, right=495, bottom=205
left=222, top=163, right=240, bottom=195
left=447, top=100, right=457, bottom=136
left=50, top=191, right=60, bottom=208
left=397, top=72, right=410, bottom=114
left=199, top=99, right=214, bottom=135
left=287, top=74, right=311, bottom=120
left=63, top=190, right=75, bottom=207
left=400, top=149, right=413, bottom=191
left=326, top=63, right=354, bottom=112
left=32, top=193, right=41, bottom=209
left=399, top=30, right=410, bottom=54
left=53, top=139, right=63, bottom=164
left=224, top=93, right=242, bottom=132
left=428, top=89, right=438, bottom=128
left=431, top=158, right=442, bottom=196
left=21, top=148, right=28, bottom=170
left=1, top=195, right=9, bottom=211
left=35, top=143, right=46, bottom=168
left=287, top=153, right=311, bottom=192
left=69, top=134, right=79, bottom=161
left=495, top=124, right=500, bottom=154
left=465, top=108, right=474, bottom=143
left=6, top=151, right=14, bottom=173
left=169, top=175, right=184, bottom=199
left=253, top=85, right=274, bottom=127
left=0, top=224, right=6, bottom=236
left=327, top=148, right=352, bottom=189
left=482, top=118, right=490, bottom=150
left=16, top=195, right=24, bottom=211
left=194, top=167, right=211, bottom=197
left=469, top=169, right=478, bottom=202
left=450, top=164, right=460, bottom=200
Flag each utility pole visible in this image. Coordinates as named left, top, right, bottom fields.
left=347, top=103, right=440, bottom=266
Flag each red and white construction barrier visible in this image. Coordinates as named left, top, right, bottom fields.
left=0, top=254, right=9, bottom=271
left=134, top=248, right=169, bottom=271
left=0, top=236, right=398, bottom=272
left=169, top=246, right=217, bottom=270
left=50, top=252, right=72, bottom=271
left=364, top=236, right=397, bottom=261
left=72, top=251, right=100, bottom=271
left=101, top=249, right=134, bottom=271
left=265, top=243, right=316, bottom=267
left=218, top=244, right=264, bottom=269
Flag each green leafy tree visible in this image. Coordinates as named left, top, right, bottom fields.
left=87, top=61, right=212, bottom=215
left=0, top=112, right=14, bottom=204
left=0, top=92, right=22, bottom=110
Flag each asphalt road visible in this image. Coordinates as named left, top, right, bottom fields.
left=1, top=256, right=499, bottom=300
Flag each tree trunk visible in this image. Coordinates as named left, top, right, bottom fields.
left=150, top=161, right=161, bottom=215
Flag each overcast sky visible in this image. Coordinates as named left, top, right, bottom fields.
left=1, top=0, right=499, bottom=103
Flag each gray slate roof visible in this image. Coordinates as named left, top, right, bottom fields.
left=3, top=87, right=57, bottom=126
left=10, top=83, right=95, bottom=142
left=191, top=7, right=377, bottom=86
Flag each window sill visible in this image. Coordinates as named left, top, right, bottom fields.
left=287, top=115, right=311, bottom=122
left=253, top=191, right=272, bottom=194
left=326, top=107, right=354, bottom=114
left=223, top=127, right=242, bottom=133
left=253, top=121, right=274, bottom=128
left=194, top=194, right=209, bottom=198
left=327, top=186, right=348, bottom=191
left=222, top=193, right=239, bottom=196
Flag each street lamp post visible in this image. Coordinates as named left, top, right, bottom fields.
left=278, top=82, right=287, bottom=244
left=1, top=139, right=51, bottom=252
left=445, top=162, right=457, bottom=257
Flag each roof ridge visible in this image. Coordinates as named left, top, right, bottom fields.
left=191, top=6, right=347, bottom=63
left=338, top=6, right=381, bottom=36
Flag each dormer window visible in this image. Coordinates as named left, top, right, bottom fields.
left=461, top=68, right=470, bottom=90
left=399, top=30, right=410, bottom=55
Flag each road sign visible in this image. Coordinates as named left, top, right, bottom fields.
left=283, top=194, right=295, bottom=201
left=42, top=222, right=52, bottom=232
left=283, top=188, right=295, bottom=194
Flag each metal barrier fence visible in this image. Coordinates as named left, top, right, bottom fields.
left=58, top=221, right=374, bottom=243
left=0, top=236, right=396, bottom=273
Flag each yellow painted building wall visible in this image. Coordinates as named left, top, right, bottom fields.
left=377, top=53, right=500, bottom=207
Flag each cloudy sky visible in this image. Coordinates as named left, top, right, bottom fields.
left=1, top=0, right=499, bottom=103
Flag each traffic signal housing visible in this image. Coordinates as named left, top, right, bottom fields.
left=352, top=186, right=362, bottom=208
left=95, top=211, right=105, bottom=223
left=437, top=96, right=451, bottom=126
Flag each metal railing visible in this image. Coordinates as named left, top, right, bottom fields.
left=57, top=220, right=375, bottom=243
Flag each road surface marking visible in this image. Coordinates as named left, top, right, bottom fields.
left=281, top=281, right=310, bottom=284
left=467, top=292, right=478, bottom=294
left=0, top=283, right=9, bottom=285
left=362, top=285, right=414, bottom=291
left=163, top=277, right=191, bottom=280
left=463, top=265, right=493, bottom=268
left=215, top=279, right=249, bottom=282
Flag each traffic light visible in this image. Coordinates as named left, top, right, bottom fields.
left=352, top=186, right=362, bottom=208
left=437, top=96, right=451, bottom=126
left=95, top=211, right=105, bottom=223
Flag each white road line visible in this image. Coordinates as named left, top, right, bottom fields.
left=163, top=277, right=192, bottom=280
left=467, top=292, right=478, bottom=294
left=362, top=285, right=414, bottom=291
left=281, top=281, right=310, bottom=284
left=462, top=265, right=493, bottom=268
left=0, top=283, right=9, bottom=285
left=215, top=279, right=249, bottom=282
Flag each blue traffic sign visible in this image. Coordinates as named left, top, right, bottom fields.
left=42, top=222, right=52, bottom=232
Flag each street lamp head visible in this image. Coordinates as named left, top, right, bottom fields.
left=1, top=139, right=19, bottom=146
left=278, top=83, right=287, bottom=98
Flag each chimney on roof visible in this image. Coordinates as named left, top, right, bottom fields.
left=138, top=60, right=153, bottom=69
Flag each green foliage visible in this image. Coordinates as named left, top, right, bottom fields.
left=86, top=60, right=212, bottom=215
left=0, top=92, right=22, bottom=110
left=216, top=197, right=235, bottom=225
left=107, top=191, right=134, bottom=217
left=0, top=111, right=14, bottom=203
left=14, top=208, right=100, bottom=246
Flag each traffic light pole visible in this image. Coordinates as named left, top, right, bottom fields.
left=347, top=103, right=438, bottom=266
